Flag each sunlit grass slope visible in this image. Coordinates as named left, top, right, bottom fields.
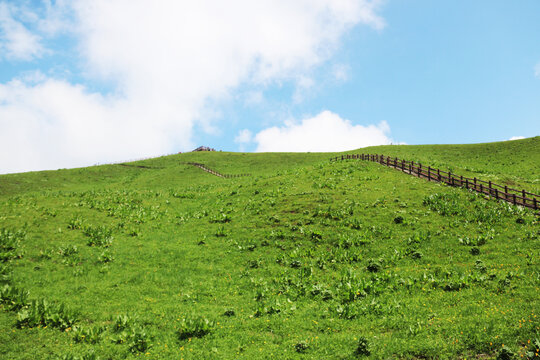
left=0, top=137, right=539, bottom=359
left=356, top=136, right=540, bottom=193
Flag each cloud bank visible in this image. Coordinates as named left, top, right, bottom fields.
left=0, top=0, right=385, bottom=173
left=0, top=2, right=44, bottom=61
left=254, top=110, right=393, bottom=152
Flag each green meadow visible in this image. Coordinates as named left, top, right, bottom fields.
left=1, top=137, right=539, bottom=359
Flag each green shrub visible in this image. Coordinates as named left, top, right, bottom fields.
left=215, top=226, right=227, bottom=237
left=0, top=284, right=29, bottom=311
left=0, top=228, right=25, bottom=262
left=176, top=316, right=215, bottom=340
left=367, top=259, right=382, bottom=273
left=83, top=225, right=113, bottom=247
left=67, top=216, right=85, bottom=230
left=111, top=314, right=132, bottom=332
left=423, top=193, right=463, bottom=216
left=98, top=250, right=114, bottom=263
left=58, top=244, right=78, bottom=257
left=355, top=336, right=371, bottom=357
left=294, top=341, right=309, bottom=353
left=497, top=346, right=515, bottom=360
left=128, top=326, right=152, bottom=353
left=16, top=299, right=78, bottom=330
left=72, top=325, right=105, bottom=344
left=57, top=351, right=100, bottom=360
left=210, top=212, right=231, bottom=223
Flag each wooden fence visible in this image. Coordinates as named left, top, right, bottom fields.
left=330, top=154, right=539, bottom=210
left=187, top=162, right=250, bottom=179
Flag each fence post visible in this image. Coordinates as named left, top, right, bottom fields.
left=347, top=154, right=536, bottom=209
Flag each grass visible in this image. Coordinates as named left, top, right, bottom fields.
left=355, top=136, right=540, bottom=193
left=0, top=137, right=539, bottom=359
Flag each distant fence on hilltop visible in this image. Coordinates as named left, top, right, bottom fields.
left=187, top=162, right=250, bottom=178
left=330, top=153, right=539, bottom=210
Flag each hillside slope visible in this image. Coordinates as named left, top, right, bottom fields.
left=357, top=136, right=540, bottom=193
left=0, top=139, right=539, bottom=359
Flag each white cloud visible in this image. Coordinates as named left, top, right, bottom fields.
left=254, top=110, right=393, bottom=152
left=293, top=76, right=316, bottom=103
left=243, top=91, right=264, bottom=106
left=0, top=2, right=45, bottom=61
left=0, top=77, right=182, bottom=174
left=535, top=62, right=540, bottom=79
left=234, top=129, right=253, bottom=144
left=508, top=136, right=525, bottom=141
left=72, top=0, right=384, bottom=99
left=37, top=0, right=74, bottom=35
left=332, top=63, right=350, bottom=82
left=234, top=129, right=253, bottom=151
left=0, top=0, right=385, bottom=173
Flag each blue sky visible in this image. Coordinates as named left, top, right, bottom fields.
left=0, top=0, right=539, bottom=173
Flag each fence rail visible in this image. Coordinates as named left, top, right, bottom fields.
left=187, top=162, right=250, bottom=179
left=330, top=154, right=539, bottom=210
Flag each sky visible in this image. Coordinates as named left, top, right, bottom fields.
left=0, top=0, right=539, bottom=174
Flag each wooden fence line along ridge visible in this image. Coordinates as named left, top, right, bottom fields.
left=186, top=162, right=250, bottom=179
left=330, top=153, right=540, bottom=211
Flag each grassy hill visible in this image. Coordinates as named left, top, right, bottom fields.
left=0, top=137, right=539, bottom=359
